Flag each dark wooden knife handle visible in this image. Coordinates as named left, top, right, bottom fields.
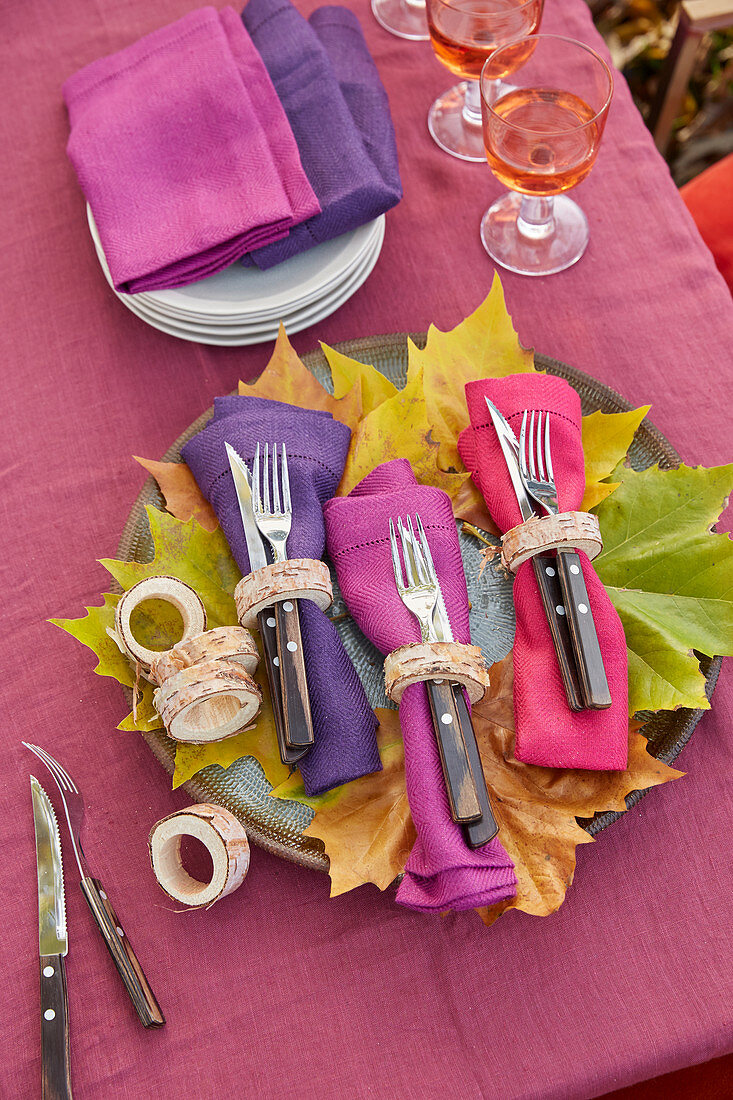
left=452, top=686, right=500, bottom=848
left=257, top=609, right=309, bottom=766
left=274, top=599, right=314, bottom=750
left=40, top=953, right=72, bottom=1099
left=531, top=555, right=584, bottom=712
left=426, top=679, right=482, bottom=824
left=556, top=549, right=612, bottom=709
left=80, top=877, right=165, bottom=1029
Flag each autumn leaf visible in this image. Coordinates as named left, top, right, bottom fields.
left=270, top=709, right=414, bottom=896
left=321, top=342, right=399, bottom=416
left=581, top=406, right=651, bottom=510
left=239, top=324, right=362, bottom=431
left=409, top=274, right=535, bottom=473
left=594, top=462, right=733, bottom=714
left=472, top=655, right=684, bottom=925
left=134, top=456, right=218, bottom=531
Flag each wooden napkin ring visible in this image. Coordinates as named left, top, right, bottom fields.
left=500, top=511, right=603, bottom=574
left=153, top=658, right=262, bottom=744
left=384, top=641, right=490, bottom=704
left=150, top=625, right=258, bottom=687
left=149, top=804, right=250, bottom=908
left=234, top=558, right=333, bottom=629
left=114, top=575, right=207, bottom=679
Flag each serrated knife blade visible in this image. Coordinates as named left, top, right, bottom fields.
left=31, top=775, right=73, bottom=1098
left=225, top=441, right=267, bottom=571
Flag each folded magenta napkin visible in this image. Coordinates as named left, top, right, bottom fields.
left=63, top=7, right=320, bottom=293
left=182, top=396, right=380, bottom=796
left=459, top=374, right=629, bottom=771
left=241, top=0, right=402, bottom=269
left=324, top=459, right=517, bottom=913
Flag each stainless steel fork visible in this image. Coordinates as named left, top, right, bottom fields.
left=519, top=411, right=611, bottom=709
left=251, top=443, right=314, bottom=749
left=22, top=742, right=165, bottom=1028
left=389, top=517, right=482, bottom=827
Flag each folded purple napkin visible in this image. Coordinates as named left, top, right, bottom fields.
left=63, top=7, right=320, bottom=293
left=240, top=0, right=402, bottom=269
left=324, top=459, right=517, bottom=913
left=182, top=396, right=381, bottom=796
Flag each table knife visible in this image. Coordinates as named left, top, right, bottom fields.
left=226, top=442, right=309, bottom=766
left=31, top=776, right=72, bottom=1100
left=484, top=398, right=584, bottom=711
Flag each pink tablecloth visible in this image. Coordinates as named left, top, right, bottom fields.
left=3, top=0, right=732, bottom=1097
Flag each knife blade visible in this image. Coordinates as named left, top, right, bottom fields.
left=225, top=442, right=308, bottom=766
left=31, top=776, right=72, bottom=1100
left=484, top=398, right=584, bottom=711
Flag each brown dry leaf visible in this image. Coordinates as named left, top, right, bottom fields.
left=271, top=709, right=415, bottom=897
left=452, top=475, right=500, bottom=535
left=472, top=654, right=684, bottom=925
left=239, top=323, right=362, bottom=430
left=134, top=456, right=218, bottom=531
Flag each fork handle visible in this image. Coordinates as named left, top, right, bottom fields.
left=80, top=877, right=165, bottom=1028
left=531, top=555, right=584, bottom=712
left=257, top=610, right=310, bottom=766
left=452, top=686, right=500, bottom=847
left=556, top=550, right=612, bottom=709
left=274, top=599, right=314, bottom=750
left=426, top=680, right=482, bottom=824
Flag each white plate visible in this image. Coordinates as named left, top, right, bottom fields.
left=129, top=222, right=385, bottom=335
left=87, top=206, right=384, bottom=320
left=109, top=218, right=385, bottom=345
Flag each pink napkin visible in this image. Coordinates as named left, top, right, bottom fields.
left=459, top=374, right=629, bottom=771
left=63, top=7, right=320, bottom=293
left=324, top=459, right=517, bottom=913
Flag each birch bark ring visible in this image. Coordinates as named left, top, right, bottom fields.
left=500, top=511, right=603, bottom=574
left=150, top=625, right=258, bottom=687
left=234, top=558, right=332, bottom=629
left=149, top=804, right=250, bottom=908
left=153, top=659, right=262, bottom=743
left=384, top=641, right=491, bottom=704
left=114, top=576, right=207, bottom=676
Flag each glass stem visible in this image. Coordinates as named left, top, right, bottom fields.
left=516, top=195, right=555, bottom=240
left=462, top=80, right=482, bottom=127
left=404, top=0, right=426, bottom=8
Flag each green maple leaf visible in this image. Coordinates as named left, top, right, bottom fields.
left=594, top=462, right=733, bottom=714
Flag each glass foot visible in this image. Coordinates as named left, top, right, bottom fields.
left=428, top=83, right=486, bottom=162
left=371, top=0, right=429, bottom=40
left=480, top=192, right=589, bottom=276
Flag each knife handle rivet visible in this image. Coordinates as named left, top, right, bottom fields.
left=286, top=641, right=298, bottom=652
left=578, top=603, right=588, bottom=614
left=99, top=890, right=107, bottom=900
left=267, top=616, right=276, bottom=628
left=556, top=605, right=566, bottom=616
left=43, top=965, right=55, bottom=978
left=440, top=713, right=453, bottom=725
left=282, top=601, right=294, bottom=613
left=273, top=656, right=280, bottom=667
left=116, top=926, right=124, bottom=937
left=44, top=1009, right=56, bottom=1021
left=570, top=564, right=580, bottom=575
left=545, top=566, right=556, bottom=577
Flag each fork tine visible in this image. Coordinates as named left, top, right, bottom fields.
left=535, top=411, right=546, bottom=480
left=272, top=442, right=281, bottom=513
left=406, top=516, right=429, bottom=585
left=263, top=442, right=271, bottom=515
left=397, top=517, right=417, bottom=587
left=415, top=515, right=437, bottom=582
left=281, top=445, right=292, bottom=515
left=519, top=411, right=529, bottom=478
left=252, top=443, right=261, bottom=513
left=529, top=411, right=539, bottom=479
left=388, top=519, right=404, bottom=590
left=543, top=413, right=554, bottom=482
left=23, top=742, right=74, bottom=792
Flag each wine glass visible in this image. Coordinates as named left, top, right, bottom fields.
left=426, top=0, right=544, bottom=162
left=372, top=0, right=429, bottom=41
left=479, top=35, right=613, bottom=274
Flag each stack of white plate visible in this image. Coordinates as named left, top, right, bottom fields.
left=87, top=208, right=385, bottom=346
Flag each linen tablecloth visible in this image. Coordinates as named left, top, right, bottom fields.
left=3, top=0, right=732, bottom=1096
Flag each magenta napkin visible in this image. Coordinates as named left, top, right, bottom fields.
left=63, top=7, right=320, bottom=293
left=324, top=459, right=517, bottom=913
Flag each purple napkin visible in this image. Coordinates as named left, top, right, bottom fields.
left=182, top=396, right=381, bottom=796
left=240, top=0, right=402, bottom=269
left=63, top=7, right=320, bottom=293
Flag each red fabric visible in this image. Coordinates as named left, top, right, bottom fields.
left=681, top=153, right=733, bottom=293
left=458, top=373, right=628, bottom=769
left=3, top=0, right=733, bottom=1096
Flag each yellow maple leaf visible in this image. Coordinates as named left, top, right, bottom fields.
left=321, top=342, right=399, bottom=415
left=581, top=406, right=651, bottom=510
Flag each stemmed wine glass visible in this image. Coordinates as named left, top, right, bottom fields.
left=372, top=0, right=429, bottom=41
left=426, top=0, right=544, bottom=162
left=479, top=35, right=613, bottom=273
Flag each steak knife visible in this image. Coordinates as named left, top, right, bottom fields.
left=484, top=398, right=584, bottom=711
left=31, top=776, right=72, bottom=1100
left=226, top=442, right=309, bottom=766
